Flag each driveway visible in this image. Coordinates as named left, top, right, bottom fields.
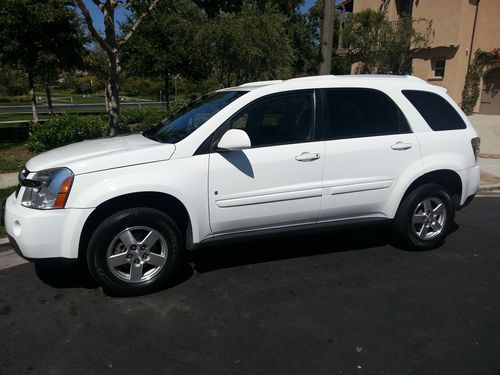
left=1, top=198, right=499, bottom=374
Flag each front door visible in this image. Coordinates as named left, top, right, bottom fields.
left=208, top=90, right=325, bottom=235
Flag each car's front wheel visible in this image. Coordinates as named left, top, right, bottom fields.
left=87, top=207, right=184, bottom=296
left=393, top=183, right=455, bottom=250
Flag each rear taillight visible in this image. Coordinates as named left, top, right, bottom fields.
left=471, top=137, right=480, bottom=163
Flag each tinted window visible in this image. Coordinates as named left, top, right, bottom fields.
left=228, top=91, right=314, bottom=147
left=144, top=91, right=247, bottom=143
left=323, top=88, right=410, bottom=140
left=402, top=90, right=466, bottom=131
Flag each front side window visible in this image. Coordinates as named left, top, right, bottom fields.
left=144, top=91, right=247, bottom=143
left=323, top=88, right=411, bottom=140
left=227, top=91, right=315, bottom=148
left=402, top=90, right=467, bottom=131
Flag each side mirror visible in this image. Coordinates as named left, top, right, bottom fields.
left=217, top=129, right=251, bottom=151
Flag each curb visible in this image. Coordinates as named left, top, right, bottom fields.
left=0, top=237, right=11, bottom=253
left=479, top=183, right=500, bottom=190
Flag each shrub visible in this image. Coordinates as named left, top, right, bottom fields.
left=27, top=108, right=172, bottom=152
left=120, top=107, right=169, bottom=132
left=27, top=114, right=107, bottom=152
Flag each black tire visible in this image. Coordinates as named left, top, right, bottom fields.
left=393, top=183, right=455, bottom=250
left=87, top=207, right=184, bottom=296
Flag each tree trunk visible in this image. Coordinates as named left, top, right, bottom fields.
left=107, top=54, right=120, bottom=137
left=28, top=71, right=39, bottom=124
left=45, top=74, right=53, bottom=115
left=164, top=73, right=170, bottom=109
left=319, top=0, right=334, bottom=75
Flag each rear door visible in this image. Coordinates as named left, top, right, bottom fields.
left=319, top=88, right=423, bottom=221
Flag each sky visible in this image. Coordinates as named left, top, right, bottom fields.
left=82, top=0, right=130, bottom=32
left=83, top=0, right=317, bottom=32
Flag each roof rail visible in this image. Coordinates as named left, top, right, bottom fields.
left=286, top=75, right=335, bottom=82
left=238, top=80, right=283, bottom=88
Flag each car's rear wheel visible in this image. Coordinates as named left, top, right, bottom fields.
left=393, top=183, right=455, bottom=250
left=87, top=207, right=184, bottom=296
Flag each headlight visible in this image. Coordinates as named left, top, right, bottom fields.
left=21, top=168, right=74, bottom=209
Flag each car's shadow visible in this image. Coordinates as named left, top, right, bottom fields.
left=189, top=222, right=395, bottom=273
left=33, top=222, right=459, bottom=293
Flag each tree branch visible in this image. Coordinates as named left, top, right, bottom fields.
left=90, top=0, right=105, bottom=11
left=75, top=0, right=114, bottom=55
left=118, top=0, right=160, bottom=47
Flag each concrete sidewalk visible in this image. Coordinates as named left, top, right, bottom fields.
left=0, top=114, right=499, bottom=190
left=0, top=172, right=17, bottom=189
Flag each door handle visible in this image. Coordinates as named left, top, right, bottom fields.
left=391, top=142, right=413, bottom=151
left=295, top=152, right=320, bottom=162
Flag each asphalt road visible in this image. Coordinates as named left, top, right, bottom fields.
left=1, top=198, right=499, bottom=375
left=0, top=101, right=164, bottom=112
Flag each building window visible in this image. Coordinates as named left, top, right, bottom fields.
left=433, top=59, right=446, bottom=78
left=397, top=0, right=414, bottom=16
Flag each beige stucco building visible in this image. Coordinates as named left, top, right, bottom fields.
left=340, top=0, right=500, bottom=114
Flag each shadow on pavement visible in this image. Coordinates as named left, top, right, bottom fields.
left=190, top=222, right=392, bottom=274
left=34, top=260, right=98, bottom=289
left=32, top=222, right=458, bottom=293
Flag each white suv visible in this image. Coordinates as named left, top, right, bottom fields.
left=2, top=75, right=480, bottom=295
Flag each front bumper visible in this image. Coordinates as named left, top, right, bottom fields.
left=4, top=192, right=93, bottom=260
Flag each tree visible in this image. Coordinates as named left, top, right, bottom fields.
left=38, top=14, right=87, bottom=114
left=192, top=0, right=303, bottom=18
left=0, top=0, right=87, bottom=123
left=199, top=4, right=294, bottom=87
left=344, top=9, right=433, bottom=74
left=74, top=0, right=160, bottom=136
left=122, top=0, right=209, bottom=106
left=318, top=0, right=334, bottom=74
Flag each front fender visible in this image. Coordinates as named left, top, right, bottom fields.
left=66, top=156, right=211, bottom=243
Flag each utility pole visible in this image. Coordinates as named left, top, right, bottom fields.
left=319, top=0, right=335, bottom=75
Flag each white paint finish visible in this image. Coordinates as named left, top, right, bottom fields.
left=217, top=129, right=251, bottom=151
left=3, top=75, right=481, bottom=261
left=457, top=166, right=481, bottom=202
left=320, top=133, right=423, bottom=220
left=26, top=133, right=175, bottom=174
left=327, top=179, right=393, bottom=195
left=216, top=187, right=323, bottom=208
left=66, top=154, right=212, bottom=244
left=4, top=193, right=93, bottom=259
left=208, top=142, right=325, bottom=234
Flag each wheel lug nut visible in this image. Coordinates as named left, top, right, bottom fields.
left=142, top=254, right=148, bottom=259
left=134, top=259, right=140, bottom=265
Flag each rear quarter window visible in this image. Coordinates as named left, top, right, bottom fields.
left=402, top=90, right=467, bottom=131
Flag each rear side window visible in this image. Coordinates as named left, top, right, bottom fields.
left=323, top=88, right=411, bottom=140
left=402, top=90, right=466, bottom=131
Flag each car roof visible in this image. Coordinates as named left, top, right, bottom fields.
left=217, top=74, right=440, bottom=93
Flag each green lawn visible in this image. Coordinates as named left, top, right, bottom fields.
left=0, top=92, right=154, bottom=106
left=0, top=187, right=17, bottom=238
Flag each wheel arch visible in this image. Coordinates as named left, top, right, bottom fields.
left=399, top=169, right=462, bottom=211
left=78, top=192, right=193, bottom=263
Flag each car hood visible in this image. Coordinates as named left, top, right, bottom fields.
left=26, top=133, right=175, bottom=175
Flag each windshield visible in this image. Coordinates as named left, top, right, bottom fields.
left=143, top=90, right=247, bottom=143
